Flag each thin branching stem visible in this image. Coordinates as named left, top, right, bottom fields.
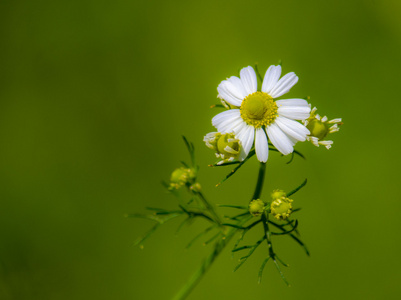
left=172, top=159, right=267, bottom=299
left=196, top=191, right=222, bottom=226
left=172, top=215, right=252, bottom=300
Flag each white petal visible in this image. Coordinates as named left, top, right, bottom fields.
left=262, top=65, right=282, bottom=94
left=275, top=116, right=310, bottom=142
left=278, top=106, right=311, bottom=120
left=240, top=66, right=257, bottom=95
left=217, top=79, right=246, bottom=107
left=269, top=72, right=298, bottom=98
left=275, top=98, right=309, bottom=107
left=236, top=125, right=254, bottom=156
left=219, top=117, right=244, bottom=134
left=226, top=76, right=248, bottom=97
left=230, top=118, right=247, bottom=134
left=266, top=123, right=293, bottom=155
left=255, top=128, right=269, bottom=162
left=328, top=118, right=342, bottom=124
left=212, top=109, right=241, bottom=132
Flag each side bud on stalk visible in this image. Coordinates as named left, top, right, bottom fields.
left=204, top=132, right=242, bottom=165
left=249, top=199, right=266, bottom=217
left=169, top=167, right=196, bottom=190
left=304, top=107, right=343, bottom=149
left=270, top=194, right=293, bottom=221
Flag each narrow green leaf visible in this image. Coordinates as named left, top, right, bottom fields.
left=125, top=213, right=160, bottom=222
left=275, top=255, right=289, bottom=267
left=268, top=147, right=305, bottom=160
left=268, top=220, right=310, bottom=256
left=286, top=152, right=295, bottom=164
left=271, top=220, right=298, bottom=235
left=293, top=149, right=306, bottom=160
left=258, top=257, right=270, bottom=284
left=286, top=179, right=307, bottom=197
left=186, top=226, right=215, bottom=249
left=273, top=258, right=289, bottom=286
left=218, top=204, right=247, bottom=209
left=175, top=217, right=192, bottom=235
left=134, top=223, right=160, bottom=247
left=233, top=236, right=265, bottom=272
left=232, top=229, right=248, bottom=255
left=203, top=232, right=221, bottom=245
left=232, top=245, right=253, bottom=252
left=222, top=223, right=247, bottom=229
left=180, top=161, right=190, bottom=168
left=217, top=150, right=255, bottom=186
left=182, top=136, right=195, bottom=166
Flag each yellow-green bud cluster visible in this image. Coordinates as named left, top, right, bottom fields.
left=304, top=107, right=343, bottom=150
left=270, top=190, right=293, bottom=221
left=204, top=132, right=241, bottom=164
left=169, top=167, right=196, bottom=190
left=249, top=199, right=266, bottom=217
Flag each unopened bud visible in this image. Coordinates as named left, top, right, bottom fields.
left=271, top=189, right=286, bottom=200
left=169, top=167, right=196, bottom=190
left=190, top=182, right=202, bottom=192
left=249, top=199, right=266, bottom=217
left=270, top=197, right=293, bottom=221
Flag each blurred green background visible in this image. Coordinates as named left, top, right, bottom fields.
left=1, top=0, right=401, bottom=299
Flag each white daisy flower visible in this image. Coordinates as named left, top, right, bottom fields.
left=212, top=65, right=311, bottom=163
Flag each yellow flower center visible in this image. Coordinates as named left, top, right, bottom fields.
left=240, top=92, right=278, bottom=128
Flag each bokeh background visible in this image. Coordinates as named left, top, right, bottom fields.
left=1, top=0, right=401, bottom=299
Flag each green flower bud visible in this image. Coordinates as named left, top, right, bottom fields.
left=190, top=182, right=202, bottom=192
left=271, top=189, right=286, bottom=200
left=249, top=199, right=266, bottom=217
left=270, top=197, right=293, bottom=221
left=169, top=167, right=196, bottom=190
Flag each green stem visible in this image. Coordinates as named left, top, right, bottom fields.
left=172, top=215, right=252, bottom=300
left=172, top=162, right=267, bottom=300
left=252, top=162, right=266, bottom=200
left=262, top=213, right=274, bottom=257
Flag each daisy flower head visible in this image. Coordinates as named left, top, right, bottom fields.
left=212, top=65, right=311, bottom=163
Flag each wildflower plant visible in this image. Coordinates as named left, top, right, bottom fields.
left=128, top=62, right=342, bottom=299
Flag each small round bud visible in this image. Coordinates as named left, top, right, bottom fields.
left=271, top=189, right=286, bottom=200
left=169, top=167, right=196, bottom=190
left=270, top=197, right=293, bottom=221
left=190, top=182, right=202, bottom=192
left=249, top=199, right=266, bottom=217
